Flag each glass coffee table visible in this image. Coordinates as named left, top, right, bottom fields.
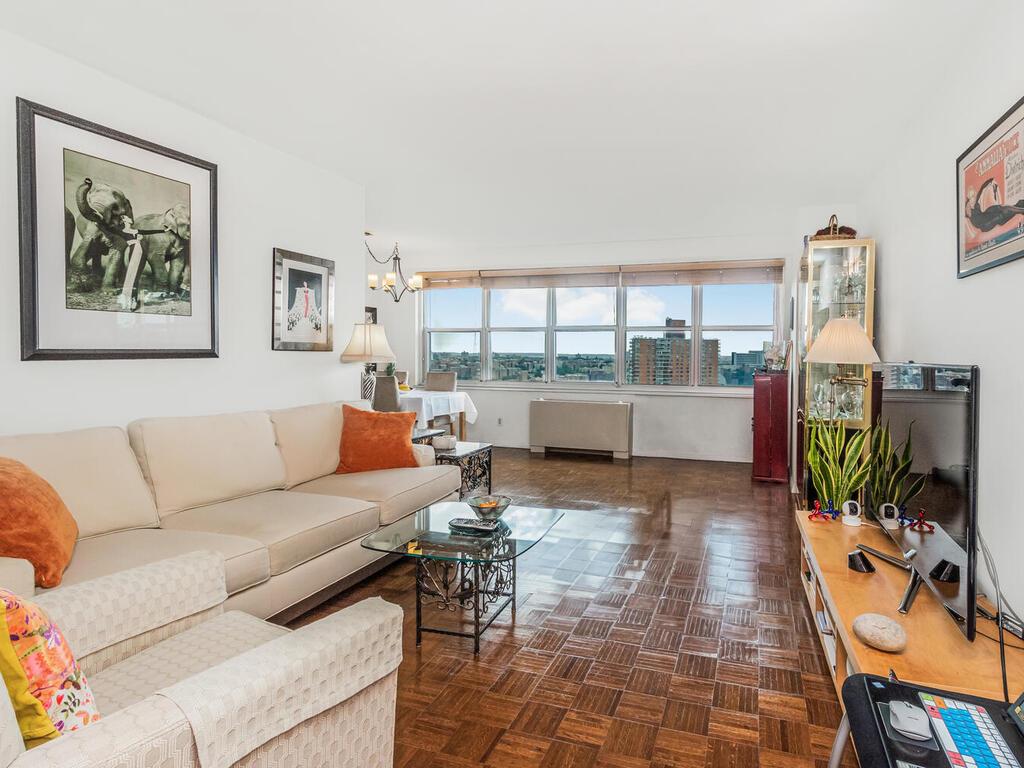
left=361, top=502, right=564, bottom=654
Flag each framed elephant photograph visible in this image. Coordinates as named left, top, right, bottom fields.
left=272, top=248, right=335, bottom=351
left=16, top=98, right=218, bottom=359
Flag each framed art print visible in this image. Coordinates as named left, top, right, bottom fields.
left=272, top=248, right=335, bottom=351
left=957, top=94, right=1024, bottom=278
left=17, top=98, right=218, bottom=359
left=365, top=306, right=378, bottom=324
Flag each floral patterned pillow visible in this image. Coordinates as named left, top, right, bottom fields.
left=0, top=588, right=100, bottom=748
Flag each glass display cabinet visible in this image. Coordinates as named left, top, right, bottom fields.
left=803, top=238, right=876, bottom=429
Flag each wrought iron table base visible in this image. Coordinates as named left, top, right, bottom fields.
left=415, top=557, right=516, bottom=654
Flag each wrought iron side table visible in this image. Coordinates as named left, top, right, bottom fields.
left=360, top=502, right=564, bottom=654
left=412, top=427, right=446, bottom=444
left=434, top=441, right=492, bottom=498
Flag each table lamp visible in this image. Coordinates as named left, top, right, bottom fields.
left=340, top=323, right=396, bottom=400
left=804, top=317, right=880, bottom=421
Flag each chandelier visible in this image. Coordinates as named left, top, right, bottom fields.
left=365, top=232, right=422, bottom=303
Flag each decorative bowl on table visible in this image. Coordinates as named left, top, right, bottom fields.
left=465, top=494, right=512, bottom=520
left=432, top=434, right=457, bottom=450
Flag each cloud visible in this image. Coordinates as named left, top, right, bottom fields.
left=495, top=288, right=547, bottom=325
left=625, top=288, right=668, bottom=325
left=556, top=287, right=616, bottom=325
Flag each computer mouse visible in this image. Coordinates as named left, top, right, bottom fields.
left=890, top=700, right=932, bottom=741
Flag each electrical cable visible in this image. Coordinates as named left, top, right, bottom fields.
left=977, top=629, right=1024, bottom=652
left=979, top=530, right=1013, bottom=703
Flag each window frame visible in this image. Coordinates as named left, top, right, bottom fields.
left=420, top=274, right=781, bottom=390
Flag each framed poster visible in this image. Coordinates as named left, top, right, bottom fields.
left=272, top=248, right=335, bottom=351
left=957, top=94, right=1024, bottom=278
left=365, top=306, right=378, bottom=324
left=17, top=98, right=218, bottom=359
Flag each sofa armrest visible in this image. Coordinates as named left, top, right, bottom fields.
left=157, top=597, right=402, bottom=768
left=411, top=442, right=435, bottom=467
left=0, top=557, right=35, bottom=598
left=34, top=551, right=226, bottom=659
left=10, top=695, right=193, bottom=768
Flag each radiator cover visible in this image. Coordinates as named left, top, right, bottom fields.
left=529, top=399, right=633, bottom=460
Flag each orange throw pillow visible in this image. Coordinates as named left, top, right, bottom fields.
left=337, top=405, right=419, bottom=474
left=0, top=458, right=78, bottom=589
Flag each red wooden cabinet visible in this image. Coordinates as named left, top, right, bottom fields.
left=752, top=371, right=789, bottom=483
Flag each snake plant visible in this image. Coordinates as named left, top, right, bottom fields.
left=806, top=419, right=872, bottom=508
left=868, top=420, right=926, bottom=510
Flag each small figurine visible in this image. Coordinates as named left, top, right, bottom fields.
left=826, top=500, right=840, bottom=520
left=808, top=499, right=830, bottom=522
left=908, top=509, right=934, bottom=533
left=896, top=505, right=915, bottom=528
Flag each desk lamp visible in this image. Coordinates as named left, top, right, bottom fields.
left=804, top=317, right=880, bottom=421
left=340, top=323, right=396, bottom=400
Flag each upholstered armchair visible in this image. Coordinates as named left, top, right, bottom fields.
left=0, top=551, right=402, bottom=768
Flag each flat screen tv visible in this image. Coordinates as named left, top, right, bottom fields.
left=872, top=363, right=979, bottom=640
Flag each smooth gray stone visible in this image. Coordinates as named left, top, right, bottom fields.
left=852, top=612, right=907, bottom=653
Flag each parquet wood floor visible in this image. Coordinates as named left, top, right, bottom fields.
left=291, top=448, right=854, bottom=768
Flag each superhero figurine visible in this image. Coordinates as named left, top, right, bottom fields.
left=808, top=499, right=830, bottom=521
left=908, top=509, right=934, bottom=533
left=896, top=505, right=916, bottom=527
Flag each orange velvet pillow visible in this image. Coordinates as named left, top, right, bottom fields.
left=0, top=458, right=78, bottom=589
left=337, top=405, right=419, bottom=474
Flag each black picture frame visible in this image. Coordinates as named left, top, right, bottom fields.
left=956, top=93, right=1024, bottom=279
left=365, top=306, right=378, bottom=324
left=17, top=98, right=218, bottom=359
left=272, top=248, right=335, bottom=351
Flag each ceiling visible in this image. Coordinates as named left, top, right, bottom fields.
left=0, top=2, right=992, bottom=250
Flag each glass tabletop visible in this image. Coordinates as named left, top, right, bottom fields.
left=360, top=502, right=565, bottom=563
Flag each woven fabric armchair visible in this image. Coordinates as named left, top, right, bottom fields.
left=0, top=551, right=402, bottom=768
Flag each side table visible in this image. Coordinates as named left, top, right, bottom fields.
left=413, top=427, right=446, bottom=444
left=434, top=441, right=493, bottom=498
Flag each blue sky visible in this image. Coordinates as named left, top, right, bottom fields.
left=427, top=284, right=774, bottom=355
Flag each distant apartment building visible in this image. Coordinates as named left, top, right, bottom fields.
left=628, top=318, right=719, bottom=385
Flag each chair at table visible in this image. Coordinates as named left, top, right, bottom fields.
left=424, top=371, right=457, bottom=391
left=424, top=371, right=458, bottom=435
left=372, top=375, right=400, bottom=412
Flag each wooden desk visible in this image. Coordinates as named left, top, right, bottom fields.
left=795, top=509, right=1024, bottom=703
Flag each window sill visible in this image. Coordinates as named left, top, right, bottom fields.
left=455, top=381, right=755, bottom=399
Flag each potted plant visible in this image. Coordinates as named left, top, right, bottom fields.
left=868, top=420, right=925, bottom=512
left=806, top=419, right=872, bottom=514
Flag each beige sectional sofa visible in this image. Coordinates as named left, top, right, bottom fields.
left=0, top=400, right=461, bottom=620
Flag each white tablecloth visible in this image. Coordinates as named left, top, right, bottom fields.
left=398, top=390, right=479, bottom=428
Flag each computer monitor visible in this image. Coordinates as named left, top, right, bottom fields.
left=872, top=363, right=979, bottom=640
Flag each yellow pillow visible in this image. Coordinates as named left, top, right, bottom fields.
left=0, top=590, right=100, bottom=748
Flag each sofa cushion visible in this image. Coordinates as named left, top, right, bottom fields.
left=0, top=459, right=78, bottom=589
left=128, top=412, right=286, bottom=518
left=337, top=406, right=419, bottom=474
left=269, top=402, right=342, bottom=488
left=292, top=465, right=460, bottom=524
left=0, top=588, right=101, bottom=745
left=89, top=611, right=287, bottom=713
left=57, top=530, right=269, bottom=596
left=0, top=427, right=159, bottom=539
left=161, top=491, right=378, bottom=576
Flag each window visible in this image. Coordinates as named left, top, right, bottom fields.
left=553, top=287, right=615, bottom=381
left=490, top=288, right=547, bottom=381
left=424, top=288, right=482, bottom=380
left=625, top=285, right=693, bottom=385
left=421, top=263, right=779, bottom=388
left=698, top=284, right=776, bottom=387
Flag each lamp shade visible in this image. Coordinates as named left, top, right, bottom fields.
left=805, top=318, right=880, bottom=365
left=340, top=323, right=396, bottom=363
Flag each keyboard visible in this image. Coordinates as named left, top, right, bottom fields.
left=919, top=692, right=1021, bottom=768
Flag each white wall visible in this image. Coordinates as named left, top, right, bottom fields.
left=859, top=16, right=1024, bottom=607
left=0, top=31, right=366, bottom=435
